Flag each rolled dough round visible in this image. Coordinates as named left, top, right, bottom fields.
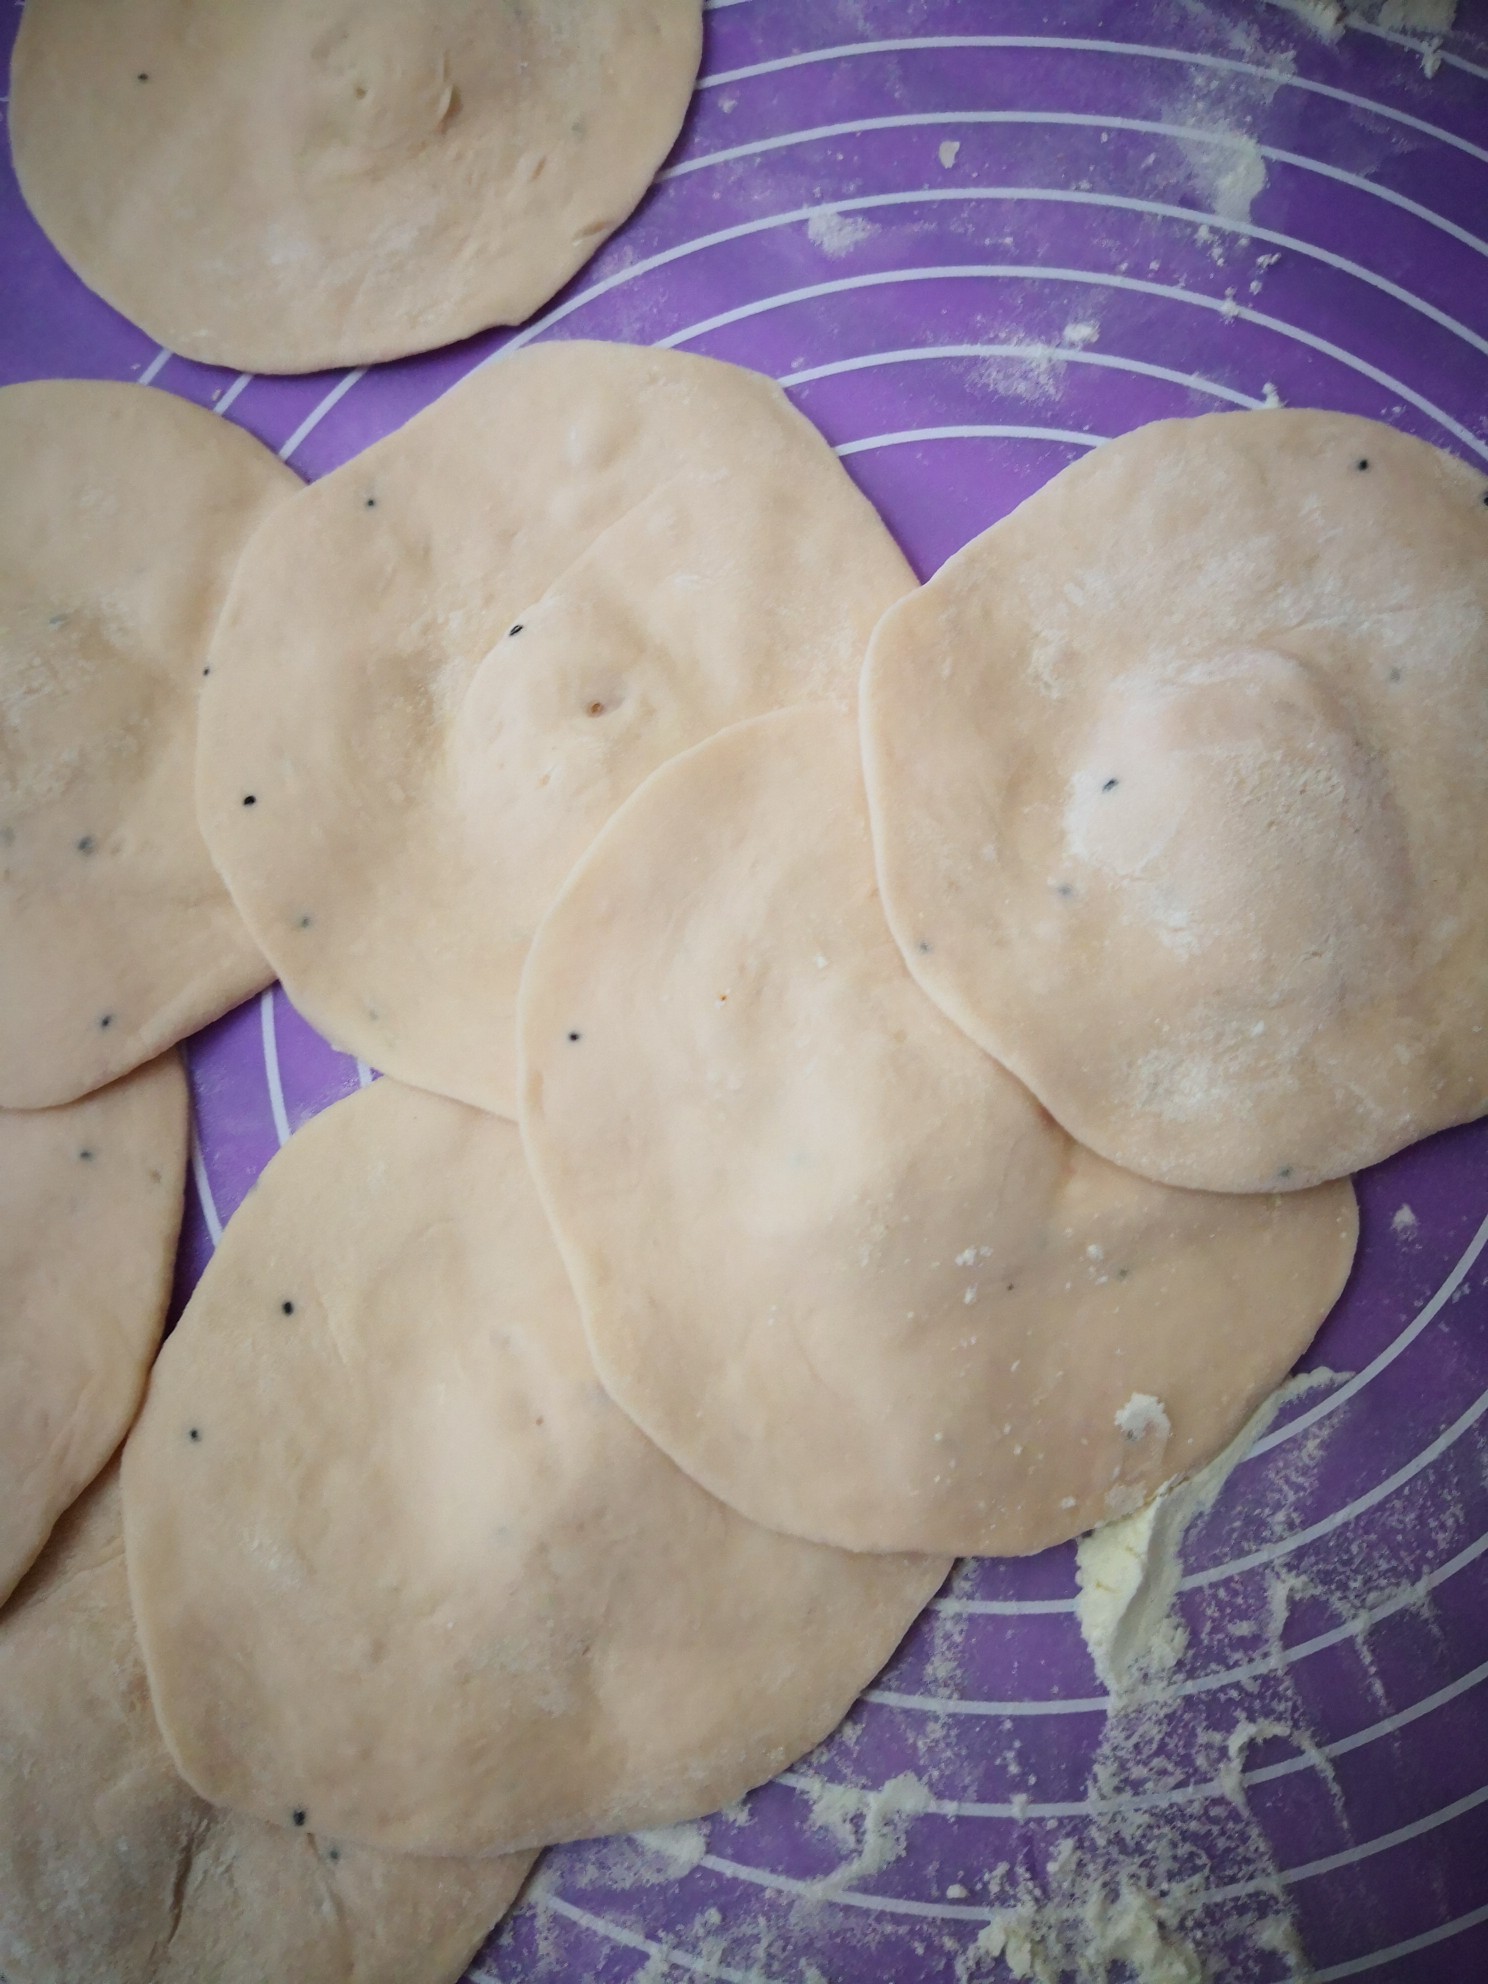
left=10, top=0, right=703, bottom=373
left=518, top=707, right=1359, bottom=1557
left=122, top=1078, right=947, bottom=1855
left=197, top=342, right=912, bottom=1117
left=0, top=380, right=293, bottom=1109
left=0, top=1467, right=535, bottom=1984
left=0, top=1050, right=186, bottom=1608
left=861, top=410, right=1488, bottom=1192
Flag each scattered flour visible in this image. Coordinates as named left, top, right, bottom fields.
left=1062, top=319, right=1101, bottom=348
left=939, top=138, right=962, bottom=169
left=1115, top=1392, right=1172, bottom=1447
left=798, top=1769, right=934, bottom=1891
left=1392, top=1203, right=1419, bottom=1236
left=805, top=209, right=875, bottom=257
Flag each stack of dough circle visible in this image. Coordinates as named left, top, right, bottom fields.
left=518, top=706, right=1359, bottom=1558
left=0, top=380, right=293, bottom=1109
left=0, top=1051, right=186, bottom=1608
left=121, top=1077, right=947, bottom=1855
left=0, top=1467, right=535, bottom=1984
left=9, top=0, right=704, bottom=373
left=197, top=342, right=913, bottom=1117
left=860, top=410, right=1488, bottom=1194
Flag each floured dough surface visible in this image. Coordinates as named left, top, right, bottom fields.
left=198, top=343, right=912, bottom=1116
left=0, top=1468, right=535, bottom=1984
left=10, top=0, right=703, bottom=372
left=122, top=1078, right=946, bottom=1855
left=519, top=707, right=1358, bottom=1556
left=861, top=410, right=1488, bottom=1192
left=0, top=381, right=292, bottom=1108
left=0, top=1051, right=186, bottom=1607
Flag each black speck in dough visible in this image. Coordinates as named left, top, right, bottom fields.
left=364, top=497, right=377, bottom=510
left=1277, top=1165, right=1294, bottom=1181
left=76, top=834, right=95, bottom=853
left=1356, top=458, right=1369, bottom=471
left=567, top=1030, right=582, bottom=1043
left=78, top=1148, right=94, bottom=1162
left=188, top=1428, right=201, bottom=1443
left=327, top=1847, right=340, bottom=1863
left=136, top=71, right=149, bottom=81
left=917, top=940, right=932, bottom=954
left=1102, top=777, right=1119, bottom=793
left=292, top=1809, right=307, bottom=1828
left=298, top=914, right=313, bottom=929
left=1055, top=883, right=1075, bottom=900
left=98, top=1014, right=114, bottom=1030
left=242, top=794, right=257, bottom=808
left=281, top=1299, right=295, bottom=1315
left=509, top=623, right=524, bottom=636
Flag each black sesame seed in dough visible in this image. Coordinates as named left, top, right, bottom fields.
left=281, top=1300, right=295, bottom=1315
left=76, top=834, right=95, bottom=853
left=98, top=1014, right=113, bottom=1029
left=292, top=1808, right=307, bottom=1827
left=136, top=71, right=149, bottom=81
left=298, top=914, right=313, bottom=929
left=509, top=623, right=524, bottom=636
left=1356, top=458, right=1369, bottom=471
left=567, top=1031, right=582, bottom=1042
left=364, top=497, right=376, bottom=509
left=242, top=794, right=257, bottom=807
left=188, top=1428, right=201, bottom=1442
left=78, top=1148, right=94, bottom=1162
left=1102, top=777, right=1119, bottom=793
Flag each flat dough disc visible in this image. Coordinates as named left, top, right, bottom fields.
left=518, top=707, right=1359, bottom=1556
left=0, top=381, right=294, bottom=1108
left=861, top=410, right=1488, bottom=1192
left=10, top=0, right=702, bottom=373
left=198, top=343, right=912, bottom=1117
left=0, top=1467, right=535, bottom=1984
left=122, top=1079, right=947, bottom=1855
left=0, top=1051, right=186, bottom=1607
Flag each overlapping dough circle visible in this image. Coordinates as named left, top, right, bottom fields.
left=122, top=1078, right=947, bottom=1856
left=198, top=342, right=913, bottom=1117
left=0, top=380, right=291, bottom=1108
left=0, top=1468, right=534, bottom=1984
left=9, top=0, right=704, bottom=373
left=861, top=410, right=1488, bottom=1193
left=519, top=706, right=1359, bottom=1556
left=0, top=1051, right=186, bottom=1608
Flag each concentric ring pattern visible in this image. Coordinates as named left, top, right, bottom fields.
left=4, top=2, right=1488, bottom=1977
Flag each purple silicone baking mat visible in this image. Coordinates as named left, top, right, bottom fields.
left=6, top=1, right=1488, bottom=1978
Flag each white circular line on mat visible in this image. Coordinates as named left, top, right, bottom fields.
left=1345, top=18, right=1488, bottom=85
left=1209, top=1778, right=1488, bottom=1904
left=137, top=347, right=171, bottom=386
left=785, top=342, right=1266, bottom=407
left=647, top=183, right=1488, bottom=381
left=533, top=1896, right=768, bottom=1981
left=258, top=988, right=291, bottom=1149
left=212, top=372, right=253, bottom=418
left=781, top=1650, right=1488, bottom=1824
left=869, top=1519, right=1488, bottom=1717
left=1316, top=1898, right=1488, bottom=1981
left=189, top=1110, right=224, bottom=1249
left=837, top=424, right=1104, bottom=456
left=667, top=111, right=1488, bottom=261
left=647, top=248, right=1486, bottom=463
left=277, top=368, right=366, bottom=464
left=285, top=180, right=1488, bottom=470
left=701, top=37, right=1488, bottom=171
left=1182, top=1377, right=1488, bottom=1589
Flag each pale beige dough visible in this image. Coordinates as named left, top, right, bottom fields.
left=197, top=343, right=912, bottom=1117
left=0, top=1051, right=186, bottom=1609
left=0, top=381, right=293, bottom=1109
left=518, top=707, right=1358, bottom=1557
left=122, top=1078, right=947, bottom=1855
left=0, top=1467, right=535, bottom=1984
left=10, top=0, right=702, bottom=373
left=861, top=410, right=1488, bottom=1193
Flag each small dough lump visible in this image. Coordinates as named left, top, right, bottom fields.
left=10, top=0, right=703, bottom=372
left=1, top=1051, right=186, bottom=1607
left=519, top=706, right=1359, bottom=1556
left=0, top=381, right=293, bottom=1108
left=861, top=410, right=1488, bottom=1192
left=0, top=1467, right=535, bottom=1984
left=198, top=343, right=912, bottom=1116
left=122, top=1078, right=947, bottom=1855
